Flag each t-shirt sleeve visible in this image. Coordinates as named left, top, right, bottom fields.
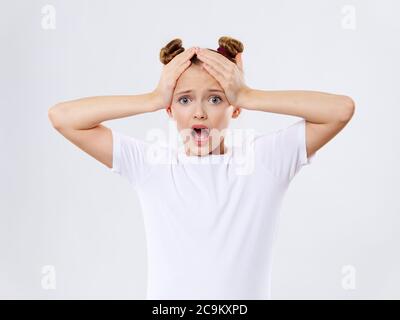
left=255, top=118, right=316, bottom=182
left=110, top=129, right=154, bottom=188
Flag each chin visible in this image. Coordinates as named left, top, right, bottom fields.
left=188, top=144, right=212, bottom=156
left=188, top=139, right=224, bottom=156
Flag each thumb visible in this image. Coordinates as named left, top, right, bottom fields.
left=236, top=52, right=243, bottom=72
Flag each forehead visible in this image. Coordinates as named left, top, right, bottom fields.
left=174, top=65, right=222, bottom=94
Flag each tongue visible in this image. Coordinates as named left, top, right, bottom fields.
left=195, top=129, right=209, bottom=139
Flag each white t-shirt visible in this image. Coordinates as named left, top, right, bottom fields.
left=110, top=118, right=316, bottom=300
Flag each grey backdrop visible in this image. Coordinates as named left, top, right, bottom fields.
left=1, top=0, right=399, bottom=299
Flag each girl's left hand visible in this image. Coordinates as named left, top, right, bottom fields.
left=195, top=48, right=250, bottom=107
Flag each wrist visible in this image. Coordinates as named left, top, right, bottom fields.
left=236, top=86, right=253, bottom=109
left=149, top=90, right=165, bottom=112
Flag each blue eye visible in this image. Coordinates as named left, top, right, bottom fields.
left=178, top=95, right=222, bottom=105
left=178, top=96, right=191, bottom=105
left=210, top=96, right=222, bottom=104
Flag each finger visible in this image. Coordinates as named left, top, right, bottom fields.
left=236, top=53, right=243, bottom=72
left=200, top=49, right=243, bottom=75
left=169, top=47, right=197, bottom=79
left=174, top=47, right=196, bottom=66
left=167, top=47, right=194, bottom=71
left=197, top=49, right=230, bottom=73
left=202, top=63, right=225, bottom=86
left=197, top=53, right=229, bottom=78
left=173, top=60, right=192, bottom=79
left=200, top=48, right=231, bottom=64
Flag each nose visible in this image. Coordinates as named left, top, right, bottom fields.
left=193, top=104, right=207, bottom=120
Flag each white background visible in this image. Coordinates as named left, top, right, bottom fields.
left=1, top=0, right=399, bottom=299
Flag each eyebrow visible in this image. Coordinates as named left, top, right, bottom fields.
left=175, top=89, right=224, bottom=95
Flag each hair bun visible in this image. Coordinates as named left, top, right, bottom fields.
left=159, top=38, right=185, bottom=65
left=159, top=36, right=244, bottom=65
left=217, top=36, right=244, bottom=62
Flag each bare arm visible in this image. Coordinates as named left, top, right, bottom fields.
left=47, top=47, right=202, bottom=170
left=48, top=92, right=163, bottom=169
left=237, top=89, right=356, bottom=157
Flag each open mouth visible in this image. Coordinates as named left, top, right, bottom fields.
left=191, top=126, right=210, bottom=144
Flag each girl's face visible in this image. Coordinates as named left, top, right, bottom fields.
left=166, top=64, right=241, bottom=156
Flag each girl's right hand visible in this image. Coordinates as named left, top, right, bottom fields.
left=152, top=46, right=197, bottom=110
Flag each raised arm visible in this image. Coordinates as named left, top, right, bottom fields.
left=193, top=48, right=355, bottom=159
left=48, top=46, right=198, bottom=169
left=48, top=93, right=163, bottom=169
left=237, top=89, right=356, bottom=158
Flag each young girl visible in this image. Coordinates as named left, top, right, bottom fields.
left=48, top=37, right=355, bottom=300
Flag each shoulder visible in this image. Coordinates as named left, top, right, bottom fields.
left=246, top=119, right=311, bottom=181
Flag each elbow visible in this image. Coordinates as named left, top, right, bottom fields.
left=336, top=95, right=355, bottom=123
left=48, top=103, right=67, bottom=130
